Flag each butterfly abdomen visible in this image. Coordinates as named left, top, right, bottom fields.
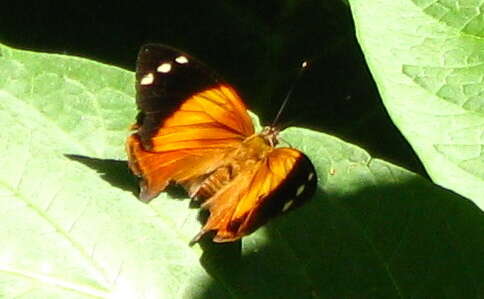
left=191, top=166, right=234, bottom=199
left=187, top=135, right=272, bottom=198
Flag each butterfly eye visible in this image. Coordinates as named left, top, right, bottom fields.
left=157, top=62, right=172, bottom=73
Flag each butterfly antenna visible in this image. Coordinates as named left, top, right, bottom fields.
left=271, top=60, right=309, bottom=128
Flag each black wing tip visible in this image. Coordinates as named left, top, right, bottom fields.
left=137, top=44, right=191, bottom=63
left=267, top=152, right=318, bottom=216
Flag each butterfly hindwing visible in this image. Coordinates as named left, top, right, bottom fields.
left=193, top=147, right=317, bottom=243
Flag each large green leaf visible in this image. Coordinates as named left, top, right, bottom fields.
left=0, top=43, right=483, bottom=298
left=348, top=0, right=484, bottom=209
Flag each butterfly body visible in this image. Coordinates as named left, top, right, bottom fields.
left=127, top=44, right=317, bottom=243
left=185, top=132, right=271, bottom=199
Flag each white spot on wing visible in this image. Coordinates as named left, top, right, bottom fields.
left=175, top=55, right=189, bottom=64
left=308, top=172, right=314, bottom=181
left=296, top=184, right=305, bottom=196
left=282, top=200, right=294, bottom=212
left=140, top=73, right=154, bottom=85
left=157, top=62, right=172, bottom=73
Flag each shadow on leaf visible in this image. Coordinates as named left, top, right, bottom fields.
left=65, top=154, right=138, bottom=197
left=64, top=154, right=188, bottom=200
left=193, top=179, right=484, bottom=298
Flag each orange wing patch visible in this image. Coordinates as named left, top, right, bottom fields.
left=147, top=84, right=253, bottom=152
left=127, top=135, right=230, bottom=201
left=192, top=147, right=317, bottom=243
left=127, top=84, right=254, bottom=202
left=163, top=84, right=254, bottom=136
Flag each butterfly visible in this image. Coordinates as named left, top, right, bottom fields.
left=126, top=44, right=317, bottom=244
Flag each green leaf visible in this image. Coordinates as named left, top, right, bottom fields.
left=0, top=43, right=483, bottom=298
left=348, top=0, right=484, bottom=208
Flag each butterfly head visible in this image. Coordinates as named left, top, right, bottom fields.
left=261, top=126, right=281, bottom=147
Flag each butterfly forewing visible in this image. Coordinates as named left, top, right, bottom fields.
left=135, top=45, right=253, bottom=146
left=127, top=44, right=317, bottom=244
left=127, top=44, right=254, bottom=201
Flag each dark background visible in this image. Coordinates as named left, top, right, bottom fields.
left=0, top=1, right=427, bottom=176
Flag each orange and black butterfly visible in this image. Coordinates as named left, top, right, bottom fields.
left=126, top=44, right=317, bottom=244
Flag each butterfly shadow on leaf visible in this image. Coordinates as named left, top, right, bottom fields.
left=65, top=154, right=190, bottom=200
left=65, top=154, right=139, bottom=197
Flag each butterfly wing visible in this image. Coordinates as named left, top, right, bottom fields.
left=192, top=147, right=317, bottom=243
left=127, top=44, right=255, bottom=201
